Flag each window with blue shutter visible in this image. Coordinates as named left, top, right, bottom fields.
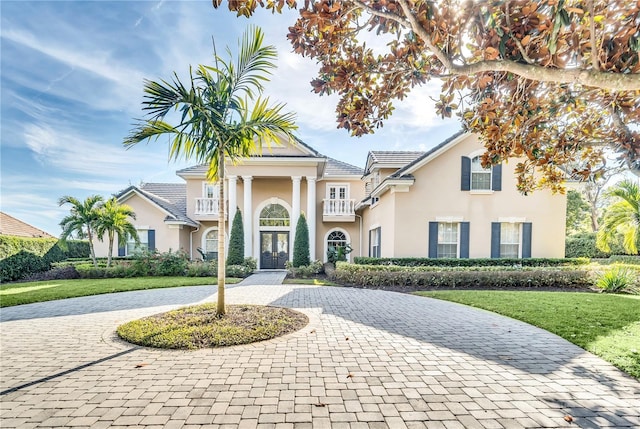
left=522, top=223, right=532, bottom=258
left=460, top=222, right=470, bottom=258
left=491, top=222, right=501, bottom=258
left=491, top=164, right=502, bottom=191
left=461, top=157, right=471, bottom=191
left=147, top=229, right=155, bottom=252
left=428, top=222, right=438, bottom=258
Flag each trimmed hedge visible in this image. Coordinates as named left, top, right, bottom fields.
left=353, top=256, right=590, bottom=267
left=333, top=262, right=592, bottom=290
left=0, top=236, right=90, bottom=282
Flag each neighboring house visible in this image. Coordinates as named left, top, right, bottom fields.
left=94, top=132, right=567, bottom=267
left=0, top=212, right=54, bottom=238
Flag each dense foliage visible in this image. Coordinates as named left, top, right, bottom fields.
left=0, top=236, right=89, bottom=282
left=216, top=0, right=640, bottom=192
left=333, top=262, right=591, bottom=290
left=353, top=256, right=589, bottom=267
left=227, top=209, right=245, bottom=266
left=292, top=213, right=310, bottom=267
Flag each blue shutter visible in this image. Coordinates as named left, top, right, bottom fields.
left=428, top=222, right=438, bottom=258
left=460, top=222, right=470, bottom=258
left=148, top=229, right=156, bottom=252
left=461, top=157, right=471, bottom=191
left=368, top=229, right=373, bottom=257
left=491, top=222, right=501, bottom=258
left=118, top=246, right=125, bottom=257
left=522, top=223, right=532, bottom=258
left=492, top=164, right=502, bottom=191
left=377, top=227, right=381, bottom=258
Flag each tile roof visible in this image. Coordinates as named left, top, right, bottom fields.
left=117, top=183, right=198, bottom=227
left=364, top=151, right=425, bottom=175
left=390, top=130, right=467, bottom=178
left=0, top=212, right=55, bottom=238
left=325, top=157, right=363, bottom=176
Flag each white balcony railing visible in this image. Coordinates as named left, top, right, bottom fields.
left=323, top=199, right=355, bottom=216
left=195, top=198, right=220, bottom=215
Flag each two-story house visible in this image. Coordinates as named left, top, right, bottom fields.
left=93, top=131, right=566, bottom=267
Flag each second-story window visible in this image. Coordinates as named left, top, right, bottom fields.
left=203, top=182, right=218, bottom=198
left=470, top=156, right=492, bottom=191
left=328, top=184, right=349, bottom=200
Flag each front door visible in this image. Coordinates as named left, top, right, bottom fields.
left=260, top=232, right=289, bottom=269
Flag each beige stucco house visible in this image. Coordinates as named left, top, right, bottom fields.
left=94, top=131, right=566, bottom=267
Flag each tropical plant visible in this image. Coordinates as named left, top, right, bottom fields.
left=227, top=208, right=245, bottom=266
left=327, top=243, right=353, bottom=264
left=597, top=180, right=640, bottom=255
left=292, top=213, right=310, bottom=267
left=216, top=0, right=640, bottom=193
left=94, top=197, right=139, bottom=267
left=58, top=195, right=103, bottom=267
left=123, top=26, right=297, bottom=315
left=596, top=266, right=637, bottom=293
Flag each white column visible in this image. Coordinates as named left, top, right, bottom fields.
left=306, top=177, right=317, bottom=261
left=291, top=176, right=301, bottom=260
left=242, top=176, right=253, bottom=258
left=228, top=175, right=237, bottom=229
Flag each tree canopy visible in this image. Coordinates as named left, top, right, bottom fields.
left=214, top=0, right=640, bottom=192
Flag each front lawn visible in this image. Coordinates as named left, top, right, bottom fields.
left=0, top=277, right=240, bottom=307
left=416, top=290, right=640, bottom=379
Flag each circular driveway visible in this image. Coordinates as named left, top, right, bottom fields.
left=1, top=283, right=639, bottom=428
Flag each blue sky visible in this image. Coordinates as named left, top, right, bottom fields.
left=1, top=1, right=460, bottom=236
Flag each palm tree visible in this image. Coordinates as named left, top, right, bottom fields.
left=597, top=180, right=640, bottom=254
left=95, top=197, right=139, bottom=267
left=58, top=195, right=104, bottom=267
left=123, top=26, right=297, bottom=315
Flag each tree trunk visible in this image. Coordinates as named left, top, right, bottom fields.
left=217, top=147, right=226, bottom=316
left=87, top=228, right=98, bottom=268
left=107, top=231, right=114, bottom=268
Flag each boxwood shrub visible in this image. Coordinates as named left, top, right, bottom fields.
left=333, top=262, right=592, bottom=290
left=353, top=256, right=590, bottom=267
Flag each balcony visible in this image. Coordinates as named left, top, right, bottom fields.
left=194, top=198, right=225, bottom=219
left=323, top=199, right=356, bottom=222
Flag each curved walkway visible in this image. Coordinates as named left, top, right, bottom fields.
left=1, top=284, right=638, bottom=429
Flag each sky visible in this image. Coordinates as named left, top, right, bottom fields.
left=1, top=0, right=460, bottom=236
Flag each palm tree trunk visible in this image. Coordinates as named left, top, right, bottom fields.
left=107, top=231, right=114, bottom=268
left=217, top=147, right=226, bottom=316
left=87, top=228, right=98, bottom=268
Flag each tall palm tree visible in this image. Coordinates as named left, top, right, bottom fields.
left=597, top=180, right=640, bottom=254
left=95, top=197, right=139, bottom=267
left=58, top=195, right=104, bottom=267
left=124, top=26, right=297, bottom=315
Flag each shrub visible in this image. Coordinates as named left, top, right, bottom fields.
left=292, top=214, right=310, bottom=267
left=186, top=261, right=217, bottom=277
left=352, top=256, right=590, bottom=267
left=286, top=260, right=324, bottom=278
left=596, top=266, right=637, bottom=293
left=332, top=262, right=592, bottom=290
left=0, top=236, right=90, bottom=282
left=153, top=250, right=188, bottom=276
left=565, top=232, right=611, bottom=258
left=327, top=243, right=353, bottom=264
left=226, top=264, right=253, bottom=278
left=227, top=209, right=245, bottom=266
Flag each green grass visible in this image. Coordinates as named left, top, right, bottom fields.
left=415, top=290, right=640, bottom=379
left=0, top=277, right=241, bottom=307
left=117, top=304, right=308, bottom=349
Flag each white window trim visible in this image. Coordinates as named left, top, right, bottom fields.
left=202, top=182, right=218, bottom=198
left=499, top=222, right=522, bottom=258
left=369, top=226, right=381, bottom=257
left=437, top=222, right=460, bottom=259
left=324, top=228, right=351, bottom=262
left=470, top=156, right=492, bottom=192
left=126, top=228, right=149, bottom=256
left=498, top=217, right=527, bottom=223
left=326, top=183, right=350, bottom=199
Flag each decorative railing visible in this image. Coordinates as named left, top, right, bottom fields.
left=323, top=199, right=356, bottom=216
left=195, top=198, right=220, bottom=215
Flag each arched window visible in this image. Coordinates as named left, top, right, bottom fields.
left=471, top=156, right=492, bottom=190
left=204, top=229, right=218, bottom=253
left=327, top=230, right=347, bottom=249
left=259, top=204, right=290, bottom=227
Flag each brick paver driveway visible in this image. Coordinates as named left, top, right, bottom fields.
left=1, top=284, right=639, bottom=428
